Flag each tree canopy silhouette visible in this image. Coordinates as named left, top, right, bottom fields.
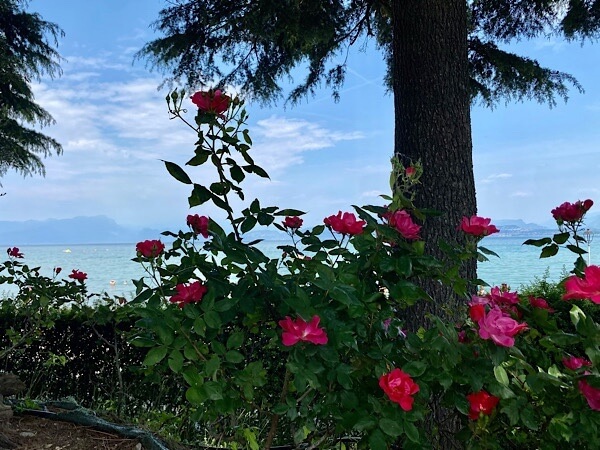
left=0, top=0, right=63, bottom=179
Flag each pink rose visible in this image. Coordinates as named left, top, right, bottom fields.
left=477, top=307, right=527, bottom=347
left=529, top=296, right=554, bottom=312
left=579, top=378, right=600, bottom=411
left=7, top=247, right=23, bottom=258
left=190, top=89, right=231, bottom=114
left=279, top=315, right=328, bottom=346
left=68, top=269, right=87, bottom=282
left=282, top=216, right=303, bottom=229
left=562, top=356, right=592, bottom=371
left=388, top=210, right=421, bottom=240
left=169, top=281, right=207, bottom=308
left=187, top=214, right=210, bottom=238
left=563, top=265, right=600, bottom=304
left=459, top=215, right=499, bottom=237
left=467, top=390, right=499, bottom=420
left=323, top=211, right=365, bottom=236
left=379, top=368, right=420, bottom=411
left=136, top=240, right=165, bottom=258
left=551, top=199, right=593, bottom=224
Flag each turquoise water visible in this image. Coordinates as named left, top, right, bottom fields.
left=0, top=237, right=588, bottom=298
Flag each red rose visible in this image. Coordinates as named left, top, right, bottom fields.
left=169, top=281, right=207, bottom=308
left=7, top=247, right=23, bottom=258
left=68, top=269, right=87, bottom=282
left=467, top=390, right=499, bottom=420
left=54, top=267, right=62, bottom=274
left=282, top=216, right=303, bottom=229
left=469, top=304, right=486, bottom=322
left=136, top=240, right=165, bottom=258
left=187, top=214, right=210, bottom=238
left=405, top=166, right=416, bottom=177
left=388, top=210, right=421, bottom=240
left=551, top=199, right=593, bottom=224
left=323, top=211, right=365, bottom=236
left=191, top=89, right=230, bottom=114
left=529, top=296, right=554, bottom=312
left=379, top=368, right=420, bottom=411
left=460, top=215, right=499, bottom=237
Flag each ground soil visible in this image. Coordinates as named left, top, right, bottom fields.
left=2, top=414, right=145, bottom=449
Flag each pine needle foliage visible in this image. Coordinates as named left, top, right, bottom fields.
left=0, top=0, right=63, bottom=179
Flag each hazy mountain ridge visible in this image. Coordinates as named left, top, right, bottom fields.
left=0, top=216, right=165, bottom=245
left=1, top=215, right=597, bottom=245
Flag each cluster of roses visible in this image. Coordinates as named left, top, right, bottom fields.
left=7, top=247, right=86, bottom=281
left=467, top=287, right=528, bottom=347
left=135, top=214, right=210, bottom=308
left=551, top=199, right=593, bottom=225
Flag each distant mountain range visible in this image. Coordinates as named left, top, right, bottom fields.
left=0, top=216, right=165, bottom=245
left=1, top=215, right=597, bottom=245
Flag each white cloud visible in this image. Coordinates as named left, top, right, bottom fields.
left=251, top=116, right=364, bottom=171
left=479, top=173, right=512, bottom=184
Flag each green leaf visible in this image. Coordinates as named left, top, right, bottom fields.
left=204, top=310, right=222, bottom=329
left=185, top=386, right=206, bottom=405
left=478, top=246, right=500, bottom=258
left=189, top=184, right=212, bottom=207
left=225, top=350, right=245, bottom=364
left=523, top=237, right=552, bottom=247
left=143, top=346, right=168, bottom=366
left=404, top=421, right=420, bottom=443
left=168, top=349, right=184, bottom=373
left=379, top=418, right=403, bottom=437
left=368, top=429, right=388, bottom=450
left=226, top=332, right=245, bottom=349
left=274, top=208, right=305, bottom=216
left=257, top=211, right=274, bottom=225
left=566, top=244, right=587, bottom=255
left=205, top=355, right=220, bottom=376
left=240, top=216, right=257, bottom=233
left=540, top=244, right=559, bottom=258
left=354, top=416, right=377, bottom=431
left=210, top=181, right=230, bottom=196
left=186, top=150, right=210, bottom=166
left=230, top=165, right=245, bottom=182
left=203, top=381, right=223, bottom=400
left=494, top=365, right=509, bottom=387
left=552, top=232, right=570, bottom=244
left=163, top=160, right=192, bottom=184
left=403, top=361, right=427, bottom=377
left=250, top=164, right=270, bottom=179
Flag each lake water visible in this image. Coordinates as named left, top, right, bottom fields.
left=0, top=236, right=588, bottom=298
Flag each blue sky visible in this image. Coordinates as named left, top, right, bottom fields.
left=3, top=1, right=600, bottom=230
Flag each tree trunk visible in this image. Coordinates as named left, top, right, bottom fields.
left=392, top=0, right=476, bottom=319
left=391, top=2, right=475, bottom=448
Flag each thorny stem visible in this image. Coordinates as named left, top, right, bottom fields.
left=264, top=366, right=291, bottom=449
left=206, top=122, right=241, bottom=242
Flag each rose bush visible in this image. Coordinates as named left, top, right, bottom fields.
left=0, top=248, right=90, bottom=360
left=120, top=90, right=600, bottom=449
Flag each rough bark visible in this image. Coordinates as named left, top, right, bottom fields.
left=392, top=2, right=475, bottom=448
left=393, top=0, right=476, bottom=319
